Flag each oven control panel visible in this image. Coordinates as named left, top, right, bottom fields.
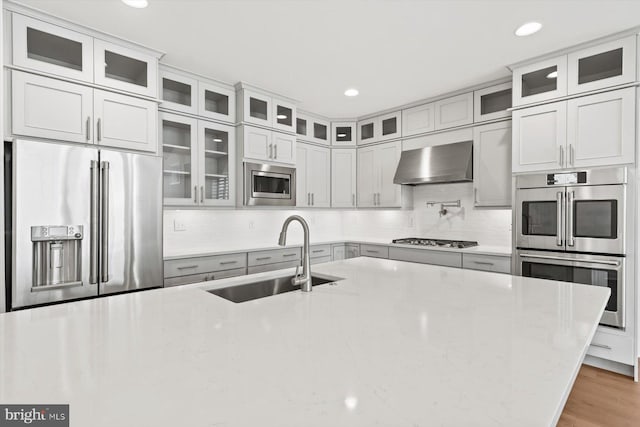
left=547, top=171, right=587, bottom=185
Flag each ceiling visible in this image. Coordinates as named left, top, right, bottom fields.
left=14, top=0, right=640, bottom=118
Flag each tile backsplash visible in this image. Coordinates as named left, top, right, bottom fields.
left=164, top=182, right=512, bottom=256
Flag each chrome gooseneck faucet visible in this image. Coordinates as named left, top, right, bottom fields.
left=278, top=215, right=312, bottom=292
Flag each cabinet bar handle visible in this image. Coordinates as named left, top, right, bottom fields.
left=559, top=146, right=564, bottom=166
left=589, top=343, right=612, bottom=350
left=274, top=144, right=278, bottom=159
left=283, top=253, right=297, bottom=257
left=177, top=265, right=199, bottom=270
left=311, top=193, right=314, bottom=206
left=220, top=261, right=237, bottom=265
left=256, top=256, right=272, bottom=261
left=201, top=186, right=204, bottom=203
left=307, top=193, right=310, bottom=205
left=569, top=144, right=575, bottom=166
left=473, top=261, right=495, bottom=266
left=86, top=117, right=91, bottom=141
left=269, top=144, right=273, bottom=159
left=194, top=185, right=198, bottom=203
left=97, top=118, right=102, bottom=142
left=365, top=250, right=379, bottom=253
left=312, top=250, right=324, bottom=253
left=352, top=194, right=355, bottom=206
left=474, top=188, right=478, bottom=204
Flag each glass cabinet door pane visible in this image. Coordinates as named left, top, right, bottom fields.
left=204, top=90, right=229, bottom=115
left=27, top=27, right=83, bottom=71
left=578, top=48, right=623, bottom=85
left=162, top=120, right=193, bottom=199
left=203, top=128, right=230, bottom=201
left=104, top=50, right=148, bottom=87
left=249, top=97, right=268, bottom=120
left=296, top=118, right=307, bottom=136
left=361, top=123, right=374, bottom=140
left=480, top=89, right=512, bottom=115
left=381, top=117, right=397, bottom=136
left=314, top=123, right=328, bottom=141
left=573, top=200, right=617, bottom=238
left=163, top=78, right=192, bottom=107
left=276, top=105, right=293, bottom=127
left=335, top=126, right=352, bottom=142
left=521, top=66, right=557, bottom=97
left=521, top=201, right=557, bottom=236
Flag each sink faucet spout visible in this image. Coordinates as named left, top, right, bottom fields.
left=278, top=215, right=312, bottom=292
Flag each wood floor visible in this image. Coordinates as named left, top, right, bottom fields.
left=558, top=364, right=640, bottom=426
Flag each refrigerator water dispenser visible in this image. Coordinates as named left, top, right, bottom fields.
left=31, top=225, right=83, bottom=291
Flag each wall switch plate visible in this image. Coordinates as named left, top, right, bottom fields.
left=173, top=220, right=186, bottom=232
left=249, top=221, right=255, bottom=230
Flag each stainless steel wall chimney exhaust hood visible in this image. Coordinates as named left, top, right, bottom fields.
left=393, top=141, right=473, bottom=185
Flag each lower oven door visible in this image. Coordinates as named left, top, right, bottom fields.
left=515, top=250, right=624, bottom=329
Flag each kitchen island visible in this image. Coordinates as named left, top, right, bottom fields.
left=0, top=257, right=608, bottom=426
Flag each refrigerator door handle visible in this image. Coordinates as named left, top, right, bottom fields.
left=101, top=161, right=110, bottom=282
left=90, top=160, right=100, bottom=284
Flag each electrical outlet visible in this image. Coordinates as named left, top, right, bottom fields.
left=173, top=220, right=186, bottom=232
left=249, top=221, right=255, bottom=230
left=408, top=215, right=414, bottom=227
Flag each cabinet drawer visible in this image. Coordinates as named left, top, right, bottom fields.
left=389, top=247, right=461, bottom=268
left=588, top=330, right=635, bottom=365
left=248, top=248, right=302, bottom=266
left=247, top=260, right=300, bottom=275
left=360, top=244, right=389, bottom=259
left=310, top=244, right=331, bottom=258
left=164, top=252, right=247, bottom=278
left=462, top=254, right=511, bottom=274
left=164, top=267, right=246, bottom=287
left=311, top=255, right=332, bottom=265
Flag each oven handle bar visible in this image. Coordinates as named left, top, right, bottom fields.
left=519, top=253, right=620, bottom=266
left=556, top=191, right=563, bottom=247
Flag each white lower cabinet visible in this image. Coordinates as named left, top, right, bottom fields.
left=360, top=244, right=389, bottom=259
left=473, top=121, right=512, bottom=207
left=389, top=247, right=462, bottom=268
left=461, top=254, right=511, bottom=274
left=357, top=141, right=402, bottom=208
left=587, top=330, right=635, bottom=365
left=297, top=142, right=331, bottom=207
left=331, top=149, right=357, bottom=208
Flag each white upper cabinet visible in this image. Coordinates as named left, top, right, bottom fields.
left=331, top=148, right=357, bottom=208
left=513, top=56, right=568, bottom=106
left=93, top=89, right=158, bottom=153
left=241, top=89, right=271, bottom=127
left=473, top=121, right=512, bottom=207
left=272, top=98, right=296, bottom=133
left=357, top=117, right=377, bottom=145
left=161, top=112, right=198, bottom=206
left=473, top=82, right=512, bottom=122
left=12, top=71, right=93, bottom=144
left=331, top=122, right=357, bottom=146
left=242, top=126, right=295, bottom=166
left=199, top=80, right=235, bottom=123
left=159, top=68, right=198, bottom=115
left=378, top=111, right=402, bottom=141
left=402, top=103, right=435, bottom=137
left=567, top=87, right=635, bottom=168
left=198, top=121, right=235, bottom=206
left=296, top=115, right=309, bottom=139
left=297, top=143, right=330, bottom=208
left=12, top=13, right=94, bottom=83
left=297, top=112, right=330, bottom=145
left=357, top=141, right=402, bottom=208
left=272, top=132, right=296, bottom=164
left=94, top=39, right=158, bottom=98
left=512, top=101, right=567, bottom=173
left=568, top=36, right=637, bottom=95
left=434, top=92, right=473, bottom=130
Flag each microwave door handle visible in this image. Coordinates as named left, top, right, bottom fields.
left=556, top=192, right=563, bottom=247
left=567, top=191, right=575, bottom=247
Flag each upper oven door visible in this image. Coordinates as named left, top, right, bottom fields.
left=516, top=187, right=566, bottom=250
left=566, top=184, right=625, bottom=255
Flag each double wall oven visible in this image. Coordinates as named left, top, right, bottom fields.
left=514, top=167, right=627, bottom=328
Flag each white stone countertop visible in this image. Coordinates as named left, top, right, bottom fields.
left=0, top=258, right=607, bottom=426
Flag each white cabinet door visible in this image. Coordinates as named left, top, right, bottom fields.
left=513, top=56, right=568, bottom=106
left=307, top=145, right=331, bottom=207
left=331, top=149, right=357, bottom=208
left=357, top=117, right=377, bottom=145
left=94, top=39, right=158, bottom=98
left=272, top=132, right=296, bottom=165
left=378, top=111, right=402, bottom=141
left=159, top=68, right=198, bottom=115
left=473, top=121, right=512, bottom=207
left=160, top=112, right=198, bottom=206
left=243, top=125, right=272, bottom=162
left=512, top=101, right=567, bottom=173
left=94, top=89, right=158, bottom=153
left=242, top=89, right=271, bottom=127
left=568, top=36, right=636, bottom=95
left=567, top=88, right=635, bottom=168
left=357, top=146, right=376, bottom=207
left=272, top=97, right=296, bottom=133
left=12, top=71, right=93, bottom=144
left=402, top=103, right=435, bottom=136
left=198, top=121, right=236, bottom=206
left=377, top=141, right=402, bottom=207
left=296, top=143, right=309, bottom=207
left=473, top=82, right=512, bottom=122
left=434, top=92, right=473, bottom=130
left=12, top=13, right=94, bottom=83
left=310, top=117, right=331, bottom=145
left=199, top=80, right=235, bottom=123
left=331, top=122, right=357, bottom=146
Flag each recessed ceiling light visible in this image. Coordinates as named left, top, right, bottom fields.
left=546, top=71, right=558, bottom=79
left=515, top=22, right=542, bottom=37
left=213, top=138, right=222, bottom=142
left=276, top=114, right=288, bottom=120
left=122, top=0, right=148, bottom=8
left=344, top=88, right=359, bottom=97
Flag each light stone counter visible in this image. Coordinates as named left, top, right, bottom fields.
left=0, top=258, right=607, bottom=426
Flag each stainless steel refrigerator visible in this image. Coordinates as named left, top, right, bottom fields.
left=8, top=139, right=163, bottom=309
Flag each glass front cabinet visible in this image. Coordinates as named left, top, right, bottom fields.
left=331, top=122, right=357, bottom=146
left=160, top=68, right=198, bottom=115
left=513, top=56, right=568, bottom=106
left=297, top=112, right=330, bottom=145
left=473, top=82, right=512, bottom=122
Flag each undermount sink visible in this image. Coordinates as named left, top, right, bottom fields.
left=207, top=274, right=342, bottom=303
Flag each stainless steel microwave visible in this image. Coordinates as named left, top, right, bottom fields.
left=244, top=162, right=296, bottom=206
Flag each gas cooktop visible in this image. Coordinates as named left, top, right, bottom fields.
left=392, top=238, right=479, bottom=249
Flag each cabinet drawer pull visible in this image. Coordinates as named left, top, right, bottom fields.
left=473, top=261, right=495, bottom=266
left=283, top=253, right=297, bottom=257
left=256, top=256, right=272, bottom=261
left=177, top=265, right=198, bottom=270
left=590, top=343, right=612, bottom=350
left=219, top=261, right=237, bottom=265
left=365, top=250, right=379, bottom=253
left=312, top=250, right=324, bottom=253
